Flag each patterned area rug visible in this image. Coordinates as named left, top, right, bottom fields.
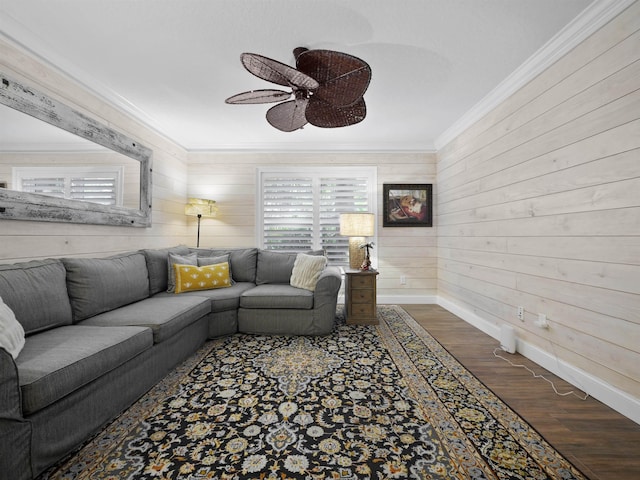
left=39, top=305, right=587, bottom=480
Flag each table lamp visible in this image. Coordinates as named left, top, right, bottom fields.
left=340, top=212, right=375, bottom=269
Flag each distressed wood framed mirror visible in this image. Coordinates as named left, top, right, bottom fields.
left=0, top=72, right=152, bottom=227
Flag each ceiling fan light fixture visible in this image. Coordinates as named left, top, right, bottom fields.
left=225, top=47, right=371, bottom=132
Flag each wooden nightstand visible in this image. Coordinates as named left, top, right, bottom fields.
left=344, top=268, right=379, bottom=325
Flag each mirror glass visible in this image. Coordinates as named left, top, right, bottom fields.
left=0, top=73, right=152, bottom=227
left=0, top=105, right=141, bottom=209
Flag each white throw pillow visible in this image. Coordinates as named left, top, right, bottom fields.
left=290, top=253, right=327, bottom=291
left=0, top=296, right=25, bottom=360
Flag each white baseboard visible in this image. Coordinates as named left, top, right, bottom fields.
left=436, top=297, right=640, bottom=426
left=378, top=295, right=438, bottom=305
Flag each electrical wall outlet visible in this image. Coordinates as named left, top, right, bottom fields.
left=400, top=275, right=407, bottom=285
left=536, top=313, right=549, bottom=329
left=517, top=306, right=524, bottom=321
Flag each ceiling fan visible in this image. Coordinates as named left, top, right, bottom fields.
left=225, top=47, right=372, bottom=132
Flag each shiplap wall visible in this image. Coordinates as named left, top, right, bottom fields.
left=436, top=1, right=640, bottom=410
left=187, top=151, right=437, bottom=301
left=0, top=37, right=189, bottom=262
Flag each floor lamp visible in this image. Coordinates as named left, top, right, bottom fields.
left=185, top=198, right=218, bottom=247
left=340, top=213, right=375, bottom=270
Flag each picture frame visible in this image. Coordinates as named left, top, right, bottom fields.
left=383, top=183, right=433, bottom=227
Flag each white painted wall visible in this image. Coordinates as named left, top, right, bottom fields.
left=436, top=2, right=640, bottom=421
left=0, top=37, right=189, bottom=261
left=187, top=151, right=437, bottom=301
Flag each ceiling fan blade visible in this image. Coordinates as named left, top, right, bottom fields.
left=225, top=89, right=292, bottom=104
left=241, top=53, right=319, bottom=90
left=306, top=97, right=367, bottom=128
left=266, top=98, right=309, bottom=132
left=297, top=50, right=371, bottom=107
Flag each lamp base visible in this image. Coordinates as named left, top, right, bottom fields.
left=348, top=237, right=365, bottom=269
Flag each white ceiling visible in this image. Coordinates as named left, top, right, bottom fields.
left=1, top=0, right=596, bottom=152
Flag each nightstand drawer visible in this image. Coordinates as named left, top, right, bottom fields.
left=350, top=303, right=376, bottom=317
left=351, top=289, right=374, bottom=303
left=351, top=275, right=375, bottom=289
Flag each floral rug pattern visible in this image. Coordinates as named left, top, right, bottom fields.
left=39, top=306, right=587, bottom=480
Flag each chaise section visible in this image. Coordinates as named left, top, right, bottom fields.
left=240, top=284, right=314, bottom=309
left=17, top=325, right=152, bottom=415
left=238, top=264, right=342, bottom=336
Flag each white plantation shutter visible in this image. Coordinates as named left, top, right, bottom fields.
left=14, top=166, right=124, bottom=206
left=319, top=176, right=371, bottom=265
left=259, top=167, right=376, bottom=266
left=19, top=177, right=66, bottom=198
left=70, top=177, right=118, bottom=205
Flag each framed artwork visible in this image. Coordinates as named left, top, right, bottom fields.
left=383, top=183, right=433, bottom=227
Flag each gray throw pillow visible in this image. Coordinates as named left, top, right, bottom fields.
left=167, top=252, right=197, bottom=293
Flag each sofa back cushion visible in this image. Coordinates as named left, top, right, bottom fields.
left=256, top=250, right=324, bottom=285
left=142, top=246, right=191, bottom=295
left=0, top=259, right=73, bottom=335
left=190, top=248, right=258, bottom=283
left=63, top=252, right=150, bottom=322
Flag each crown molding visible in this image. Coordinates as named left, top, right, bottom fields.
left=434, top=0, right=637, bottom=150
left=186, top=143, right=437, bottom=154
left=0, top=18, right=179, bottom=148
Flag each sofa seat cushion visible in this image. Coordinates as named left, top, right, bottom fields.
left=156, top=282, right=255, bottom=313
left=240, top=284, right=314, bottom=310
left=0, top=259, right=73, bottom=335
left=79, top=296, right=210, bottom=344
left=16, top=325, right=152, bottom=415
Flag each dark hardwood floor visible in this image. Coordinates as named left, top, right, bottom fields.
left=401, top=304, right=640, bottom=480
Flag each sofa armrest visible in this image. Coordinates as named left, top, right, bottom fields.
left=0, top=347, right=32, bottom=479
left=314, top=266, right=342, bottom=301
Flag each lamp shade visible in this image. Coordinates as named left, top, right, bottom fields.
left=185, top=198, right=218, bottom=218
left=340, top=213, right=374, bottom=236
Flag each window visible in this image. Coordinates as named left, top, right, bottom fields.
left=13, top=166, right=124, bottom=206
left=258, top=167, right=377, bottom=265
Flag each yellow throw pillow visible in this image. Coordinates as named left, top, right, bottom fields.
left=174, top=262, right=232, bottom=294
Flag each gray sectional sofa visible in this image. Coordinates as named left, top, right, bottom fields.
left=0, top=246, right=342, bottom=480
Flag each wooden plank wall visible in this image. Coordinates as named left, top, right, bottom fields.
left=187, top=151, right=437, bottom=300
left=436, top=3, right=640, bottom=402
left=0, top=37, right=189, bottom=262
